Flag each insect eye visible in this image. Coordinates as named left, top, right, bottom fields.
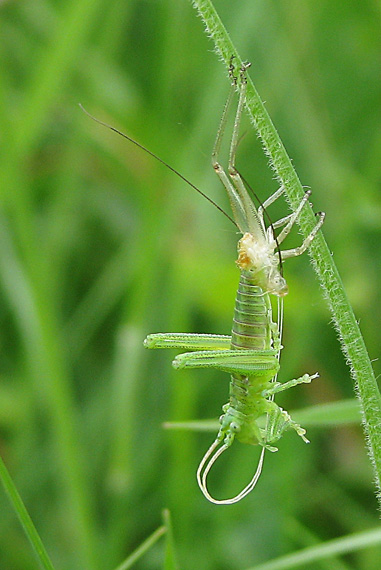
left=231, top=422, right=241, bottom=433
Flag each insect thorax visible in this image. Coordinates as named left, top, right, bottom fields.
left=236, top=233, right=288, bottom=296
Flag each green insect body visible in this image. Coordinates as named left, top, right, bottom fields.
left=144, top=61, right=324, bottom=504
left=222, top=274, right=283, bottom=448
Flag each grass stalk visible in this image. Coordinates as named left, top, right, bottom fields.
left=0, top=455, right=56, bottom=570
left=113, top=526, right=166, bottom=570
left=245, top=526, right=381, bottom=570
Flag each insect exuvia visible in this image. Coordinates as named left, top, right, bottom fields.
left=81, top=59, right=325, bottom=505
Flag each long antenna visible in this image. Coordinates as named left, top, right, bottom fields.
left=79, top=105, right=239, bottom=229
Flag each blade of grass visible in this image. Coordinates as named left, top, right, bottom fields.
left=244, top=526, right=381, bottom=570
left=113, top=525, right=166, bottom=570
left=164, top=398, right=362, bottom=431
left=290, top=398, right=362, bottom=427
left=0, top=455, right=56, bottom=570
left=285, top=518, right=351, bottom=570
left=191, top=0, right=381, bottom=504
left=162, top=509, right=179, bottom=570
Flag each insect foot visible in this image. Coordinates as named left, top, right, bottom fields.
left=265, top=403, right=310, bottom=446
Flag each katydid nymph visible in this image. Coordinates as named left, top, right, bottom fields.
left=81, top=60, right=324, bottom=505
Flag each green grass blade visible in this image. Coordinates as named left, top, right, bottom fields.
left=191, top=0, right=381, bottom=502
left=162, top=509, right=179, bottom=570
left=290, top=399, right=362, bottom=427
left=0, top=455, right=56, bottom=570
left=285, top=518, right=351, bottom=570
left=113, top=525, right=166, bottom=570
left=164, top=398, right=361, bottom=432
left=245, top=526, right=381, bottom=570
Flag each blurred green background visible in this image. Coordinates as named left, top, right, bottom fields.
left=0, top=0, right=380, bottom=569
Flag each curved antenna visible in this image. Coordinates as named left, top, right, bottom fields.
left=197, top=439, right=266, bottom=505
left=79, top=105, right=239, bottom=230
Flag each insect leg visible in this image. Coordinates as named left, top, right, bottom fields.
left=257, top=186, right=285, bottom=224
left=226, top=63, right=264, bottom=239
left=257, top=186, right=325, bottom=255
left=265, top=401, right=309, bottom=444
left=271, top=212, right=295, bottom=230
left=275, top=190, right=312, bottom=245
left=172, top=348, right=279, bottom=376
left=259, top=188, right=312, bottom=234
left=260, top=186, right=285, bottom=210
left=281, top=211, right=325, bottom=259
left=211, top=61, right=248, bottom=233
left=263, top=372, right=319, bottom=397
left=144, top=332, right=231, bottom=350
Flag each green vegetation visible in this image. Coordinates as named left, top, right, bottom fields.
left=0, top=1, right=380, bottom=569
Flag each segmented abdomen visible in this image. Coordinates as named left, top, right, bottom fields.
left=226, top=271, right=278, bottom=436
left=230, top=271, right=273, bottom=351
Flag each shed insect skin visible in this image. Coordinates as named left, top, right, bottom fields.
left=144, top=60, right=324, bottom=504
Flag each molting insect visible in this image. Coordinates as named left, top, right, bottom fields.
left=82, top=59, right=325, bottom=505
left=144, top=61, right=324, bottom=504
